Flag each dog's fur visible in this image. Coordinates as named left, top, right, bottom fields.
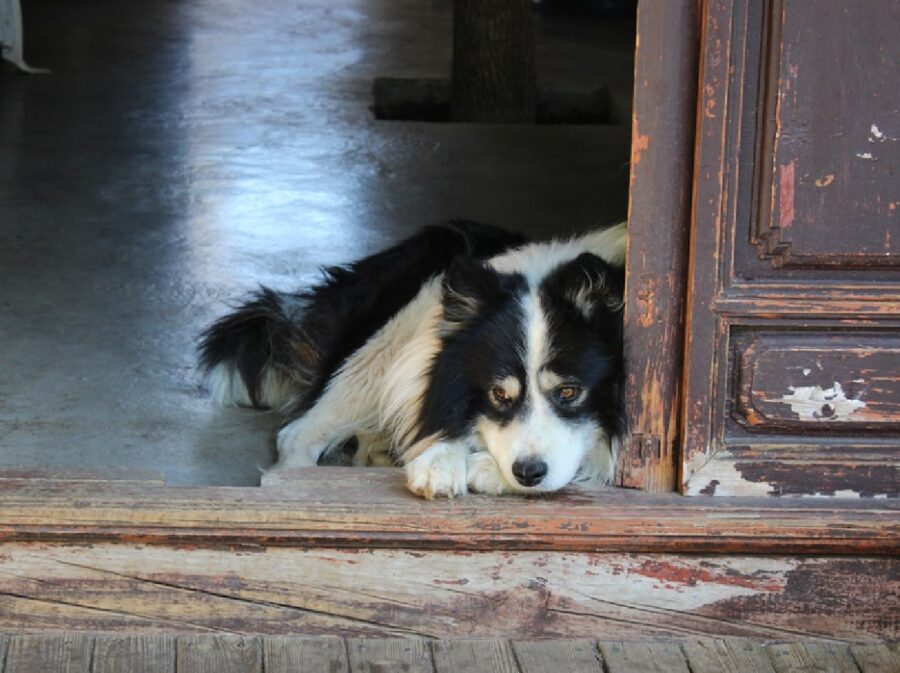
left=200, top=221, right=626, bottom=498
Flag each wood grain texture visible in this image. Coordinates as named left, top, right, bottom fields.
left=767, top=642, right=861, bottom=673
left=1, top=468, right=897, bottom=555
left=682, top=639, right=777, bottom=673
left=0, top=466, right=165, bottom=485
left=263, top=637, right=347, bottom=673
left=450, top=0, right=536, bottom=123
left=618, top=0, right=700, bottom=492
left=92, top=635, right=174, bottom=673
left=1, top=544, right=897, bottom=640
left=346, top=639, right=433, bottom=673
left=849, top=643, right=900, bottom=673
left=0, top=635, right=7, bottom=673
left=432, top=640, right=519, bottom=673
left=1, top=546, right=896, bottom=640
left=4, top=634, right=92, bottom=673
left=599, top=641, right=690, bottom=673
left=513, top=639, right=603, bottom=673
left=176, top=636, right=261, bottom=673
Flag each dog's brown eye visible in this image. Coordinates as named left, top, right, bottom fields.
left=490, top=386, right=511, bottom=406
left=556, top=386, right=581, bottom=403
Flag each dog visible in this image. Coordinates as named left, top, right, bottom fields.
left=199, top=220, right=626, bottom=498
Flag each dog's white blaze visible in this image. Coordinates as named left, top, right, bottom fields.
left=472, top=289, right=597, bottom=492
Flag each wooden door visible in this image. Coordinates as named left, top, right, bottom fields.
left=682, top=0, right=899, bottom=496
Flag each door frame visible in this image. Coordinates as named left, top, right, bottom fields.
left=616, top=0, right=701, bottom=492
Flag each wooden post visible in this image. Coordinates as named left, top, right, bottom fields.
left=451, top=0, right=537, bottom=123
left=617, top=0, right=701, bottom=491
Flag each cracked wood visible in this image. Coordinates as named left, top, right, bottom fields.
left=0, top=544, right=895, bottom=640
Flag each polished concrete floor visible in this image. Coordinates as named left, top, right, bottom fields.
left=0, top=0, right=633, bottom=484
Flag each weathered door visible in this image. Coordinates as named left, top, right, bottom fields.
left=682, top=0, right=899, bottom=496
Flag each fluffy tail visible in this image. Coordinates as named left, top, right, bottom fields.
left=198, top=289, right=308, bottom=410
left=199, top=220, right=527, bottom=411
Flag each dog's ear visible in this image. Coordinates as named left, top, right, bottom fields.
left=441, top=257, right=510, bottom=326
left=544, top=252, right=625, bottom=323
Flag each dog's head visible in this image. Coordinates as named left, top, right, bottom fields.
left=421, top=251, right=624, bottom=492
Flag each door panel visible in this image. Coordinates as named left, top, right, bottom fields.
left=682, top=0, right=899, bottom=497
left=731, top=331, right=900, bottom=434
left=750, top=0, right=898, bottom=273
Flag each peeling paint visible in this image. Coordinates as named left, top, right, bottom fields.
left=814, top=174, right=834, bottom=187
left=685, top=460, right=775, bottom=497
left=781, top=382, right=866, bottom=421
left=855, top=152, right=875, bottom=160
left=779, top=161, right=795, bottom=227
left=803, top=490, right=862, bottom=499
left=631, top=129, right=650, bottom=167
left=802, top=368, right=811, bottom=376
left=869, top=124, right=885, bottom=142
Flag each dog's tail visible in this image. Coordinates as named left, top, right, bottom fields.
left=198, top=288, right=311, bottom=410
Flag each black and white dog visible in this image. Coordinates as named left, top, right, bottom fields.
left=200, top=221, right=626, bottom=498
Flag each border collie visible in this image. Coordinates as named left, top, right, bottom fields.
left=200, top=221, right=626, bottom=498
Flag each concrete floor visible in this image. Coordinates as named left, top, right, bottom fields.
left=0, top=0, right=633, bottom=485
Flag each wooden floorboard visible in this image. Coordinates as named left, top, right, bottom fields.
left=262, top=637, right=347, bottom=673
left=1, top=635, right=898, bottom=673
left=598, top=641, right=692, bottom=673
left=176, top=635, right=262, bottom=673
left=849, top=643, right=900, bottom=673
left=768, top=642, right=862, bottom=673
left=512, top=639, right=604, bottom=673
left=3, top=634, right=93, bottom=673
left=92, top=635, right=174, bottom=673
left=682, top=639, right=778, bottom=673
left=346, top=638, right=434, bottom=673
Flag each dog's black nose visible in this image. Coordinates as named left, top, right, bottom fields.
left=512, top=458, right=548, bottom=486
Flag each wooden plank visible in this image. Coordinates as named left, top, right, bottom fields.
left=513, top=639, right=603, bottom=673
left=0, top=466, right=165, bottom=485
left=4, top=634, right=92, bottom=673
left=849, top=643, right=900, bottom=673
left=598, top=641, right=690, bottom=673
left=619, top=0, right=700, bottom=492
left=682, top=639, right=776, bottom=673
left=1, top=468, right=897, bottom=555
left=0, top=635, right=8, bottom=673
left=176, top=636, right=261, bottom=673
left=346, top=638, right=433, bottom=673
left=432, top=640, right=519, bottom=673
left=263, top=637, right=347, bottom=673
left=768, top=642, right=861, bottom=673
left=0, top=544, right=896, bottom=640
left=92, top=635, right=174, bottom=673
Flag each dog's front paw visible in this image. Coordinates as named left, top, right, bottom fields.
left=275, top=419, right=326, bottom=467
left=466, top=451, right=512, bottom=495
left=405, top=441, right=468, bottom=499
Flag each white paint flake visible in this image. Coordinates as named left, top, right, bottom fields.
left=869, top=124, right=885, bottom=142
left=802, top=368, right=811, bottom=376
left=781, top=382, right=866, bottom=421
left=856, top=152, right=875, bottom=160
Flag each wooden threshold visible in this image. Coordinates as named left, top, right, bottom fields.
left=1, top=634, right=897, bottom=673
left=1, top=467, right=897, bottom=555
